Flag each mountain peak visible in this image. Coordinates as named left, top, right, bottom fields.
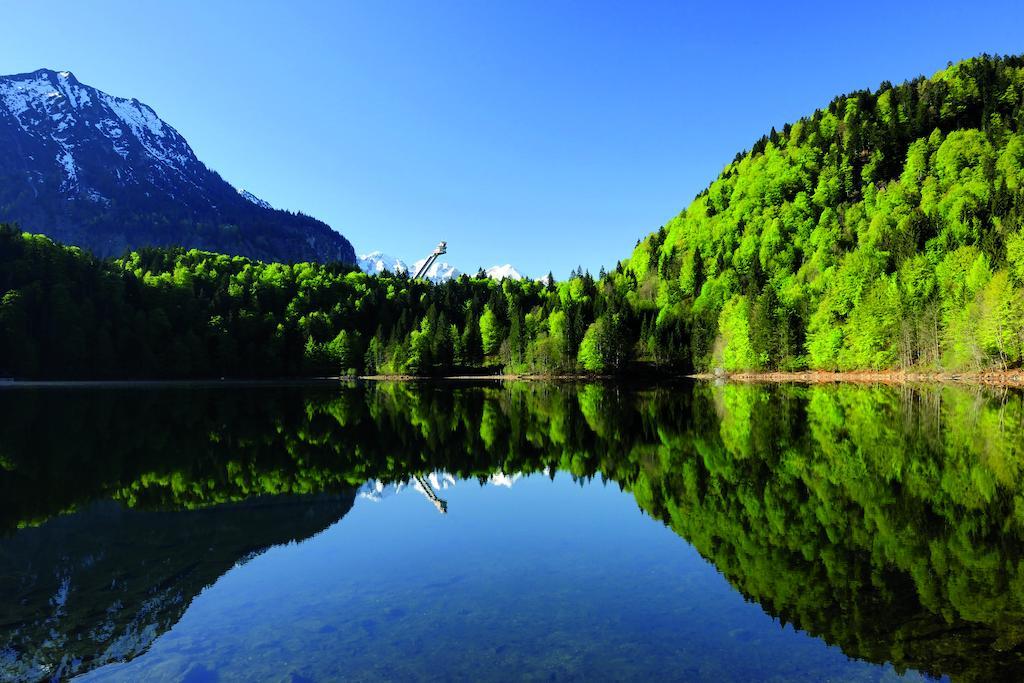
left=484, top=264, right=525, bottom=281
left=358, top=252, right=410, bottom=275
left=0, top=69, right=356, bottom=263
left=412, top=257, right=461, bottom=283
left=16, top=68, right=79, bottom=86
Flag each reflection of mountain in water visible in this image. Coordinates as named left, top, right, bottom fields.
left=358, top=470, right=524, bottom=511
left=0, top=493, right=354, bottom=682
left=2, top=382, right=1024, bottom=681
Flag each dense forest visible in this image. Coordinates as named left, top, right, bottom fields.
left=622, top=54, right=1024, bottom=372
left=4, top=54, right=1024, bottom=378
left=0, top=224, right=634, bottom=378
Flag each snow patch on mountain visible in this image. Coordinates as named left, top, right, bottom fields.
left=0, top=69, right=196, bottom=188
left=0, top=72, right=62, bottom=127
left=238, top=189, right=272, bottom=210
left=56, top=149, right=77, bottom=189
left=98, top=92, right=192, bottom=172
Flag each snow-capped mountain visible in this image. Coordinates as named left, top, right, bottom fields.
left=358, top=471, right=524, bottom=507
left=485, top=264, right=526, bottom=280
left=0, top=68, right=355, bottom=263
left=357, top=251, right=461, bottom=282
left=412, top=257, right=461, bottom=283
left=358, top=251, right=526, bottom=284
left=357, top=251, right=410, bottom=275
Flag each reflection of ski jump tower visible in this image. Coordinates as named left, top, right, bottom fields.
left=412, top=474, right=448, bottom=515
left=413, top=242, right=447, bottom=280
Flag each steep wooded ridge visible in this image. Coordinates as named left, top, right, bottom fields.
left=0, top=69, right=355, bottom=264
left=623, top=54, right=1024, bottom=372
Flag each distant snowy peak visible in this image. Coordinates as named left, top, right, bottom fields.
left=358, top=251, right=410, bottom=275
left=412, top=257, right=461, bottom=283
left=357, top=250, right=460, bottom=282
left=238, top=189, right=272, bottom=210
left=358, top=252, right=525, bottom=283
left=357, top=471, right=522, bottom=504
left=488, top=472, right=523, bottom=487
left=484, top=264, right=526, bottom=280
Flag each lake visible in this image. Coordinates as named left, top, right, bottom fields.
left=2, top=380, right=1022, bottom=681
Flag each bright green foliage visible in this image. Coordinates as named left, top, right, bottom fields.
left=619, top=54, right=1024, bottom=372
left=325, top=330, right=360, bottom=375
left=576, top=321, right=604, bottom=372
left=547, top=309, right=569, bottom=367
left=479, top=305, right=503, bottom=357
left=717, top=295, right=758, bottom=370
left=576, top=313, right=629, bottom=372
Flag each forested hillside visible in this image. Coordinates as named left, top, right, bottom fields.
left=622, top=54, right=1024, bottom=372
left=0, top=224, right=632, bottom=378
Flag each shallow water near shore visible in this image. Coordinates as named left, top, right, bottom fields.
left=4, top=380, right=1022, bottom=681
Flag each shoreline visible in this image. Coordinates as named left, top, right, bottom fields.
left=689, top=370, right=1024, bottom=387
left=357, top=373, right=607, bottom=382
left=2, top=370, right=1024, bottom=387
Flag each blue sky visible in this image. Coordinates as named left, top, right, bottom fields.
left=4, top=1, right=1024, bottom=277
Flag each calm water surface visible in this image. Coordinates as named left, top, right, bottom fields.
left=3, top=380, right=1022, bottom=681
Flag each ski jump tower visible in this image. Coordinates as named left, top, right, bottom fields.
left=413, top=241, right=447, bottom=279
left=412, top=474, right=448, bottom=514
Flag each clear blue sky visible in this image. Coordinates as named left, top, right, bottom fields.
left=4, top=1, right=1024, bottom=277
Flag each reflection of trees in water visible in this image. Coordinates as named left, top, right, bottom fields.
left=1, top=381, right=1023, bottom=680
left=633, top=384, right=1024, bottom=682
